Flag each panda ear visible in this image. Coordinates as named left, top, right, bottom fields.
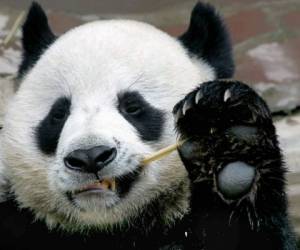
left=179, top=2, right=234, bottom=79
left=18, top=2, right=56, bottom=77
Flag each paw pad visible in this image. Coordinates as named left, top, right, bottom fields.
left=217, top=161, right=256, bottom=199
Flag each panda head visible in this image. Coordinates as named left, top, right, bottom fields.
left=0, top=2, right=233, bottom=231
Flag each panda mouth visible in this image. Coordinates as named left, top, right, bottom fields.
left=73, top=179, right=116, bottom=194
left=71, top=166, right=142, bottom=197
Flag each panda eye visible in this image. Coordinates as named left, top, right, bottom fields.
left=117, top=91, right=165, bottom=142
left=37, top=97, right=71, bottom=155
left=51, top=108, right=67, bottom=122
left=124, top=103, right=143, bottom=115
left=49, top=98, right=71, bottom=123
left=118, top=92, right=145, bottom=116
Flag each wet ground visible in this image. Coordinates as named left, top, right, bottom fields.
left=0, top=0, right=299, bottom=235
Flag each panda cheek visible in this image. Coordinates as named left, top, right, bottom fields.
left=36, top=97, right=71, bottom=155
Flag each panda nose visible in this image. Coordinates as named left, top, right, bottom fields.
left=64, top=146, right=117, bottom=174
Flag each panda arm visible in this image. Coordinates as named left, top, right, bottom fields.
left=174, top=80, right=297, bottom=250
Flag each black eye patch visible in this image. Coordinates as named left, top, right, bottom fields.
left=36, top=97, right=71, bottom=155
left=118, top=91, right=165, bottom=142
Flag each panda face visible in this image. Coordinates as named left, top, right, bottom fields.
left=0, top=3, right=233, bottom=230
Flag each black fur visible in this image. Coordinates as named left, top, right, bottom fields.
left=174, top=80, right=297, bottom=249
left=118, top=91, right=165, bottom=142
left=18, top=2, right=56, bottom=77
left=36, top=97, right=71, bottom=154
left=179, top=2, right=234, bottom=78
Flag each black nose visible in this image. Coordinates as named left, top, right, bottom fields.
left=64, top=146, right=117, bottom=173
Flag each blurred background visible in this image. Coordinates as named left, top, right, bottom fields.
left=0, top=0, right=299, bottom=237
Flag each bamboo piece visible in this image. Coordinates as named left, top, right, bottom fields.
left=142, top=140, right=185, bottom=165
left=101, top=179, right=116, bottom=191
left=110, top=179, right=116, bottom=191
left=2, top=11, right=26, bottom=48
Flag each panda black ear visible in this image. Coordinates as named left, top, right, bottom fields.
left=179, top=2, right=234, bottom=79
left=18, top=2, right=56, bottom=77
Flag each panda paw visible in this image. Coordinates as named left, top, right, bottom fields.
left=173, top=80, right=280, bottom=202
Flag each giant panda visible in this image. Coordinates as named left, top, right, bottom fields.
left=0, top=2, right=297, bottom=250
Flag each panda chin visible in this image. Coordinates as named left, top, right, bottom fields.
left=67, top=165, right=143, bottom=209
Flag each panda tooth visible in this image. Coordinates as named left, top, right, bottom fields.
left=195, top=90, right=203, bottom=104
left=224, top=89, right=231, bottom=102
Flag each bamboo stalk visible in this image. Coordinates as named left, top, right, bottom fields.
left=2, top=11, right=26, bottom=48
left=142, top=140, right=185, bottom=165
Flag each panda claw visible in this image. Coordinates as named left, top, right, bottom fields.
left=174, top=108, right=182, bottom=123
left=182, top=99, right=192, bottom=116
left=195, top=90, right=203, bottom=104
left=224, top=89, right=231, bottom=102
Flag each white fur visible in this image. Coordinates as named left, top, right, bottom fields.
left=0, top=139, right=9, bottom=202
left=0, top=20, right=215, bottom=230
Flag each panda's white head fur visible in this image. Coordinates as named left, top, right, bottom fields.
left=0, top=2, right=233, bottom=231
